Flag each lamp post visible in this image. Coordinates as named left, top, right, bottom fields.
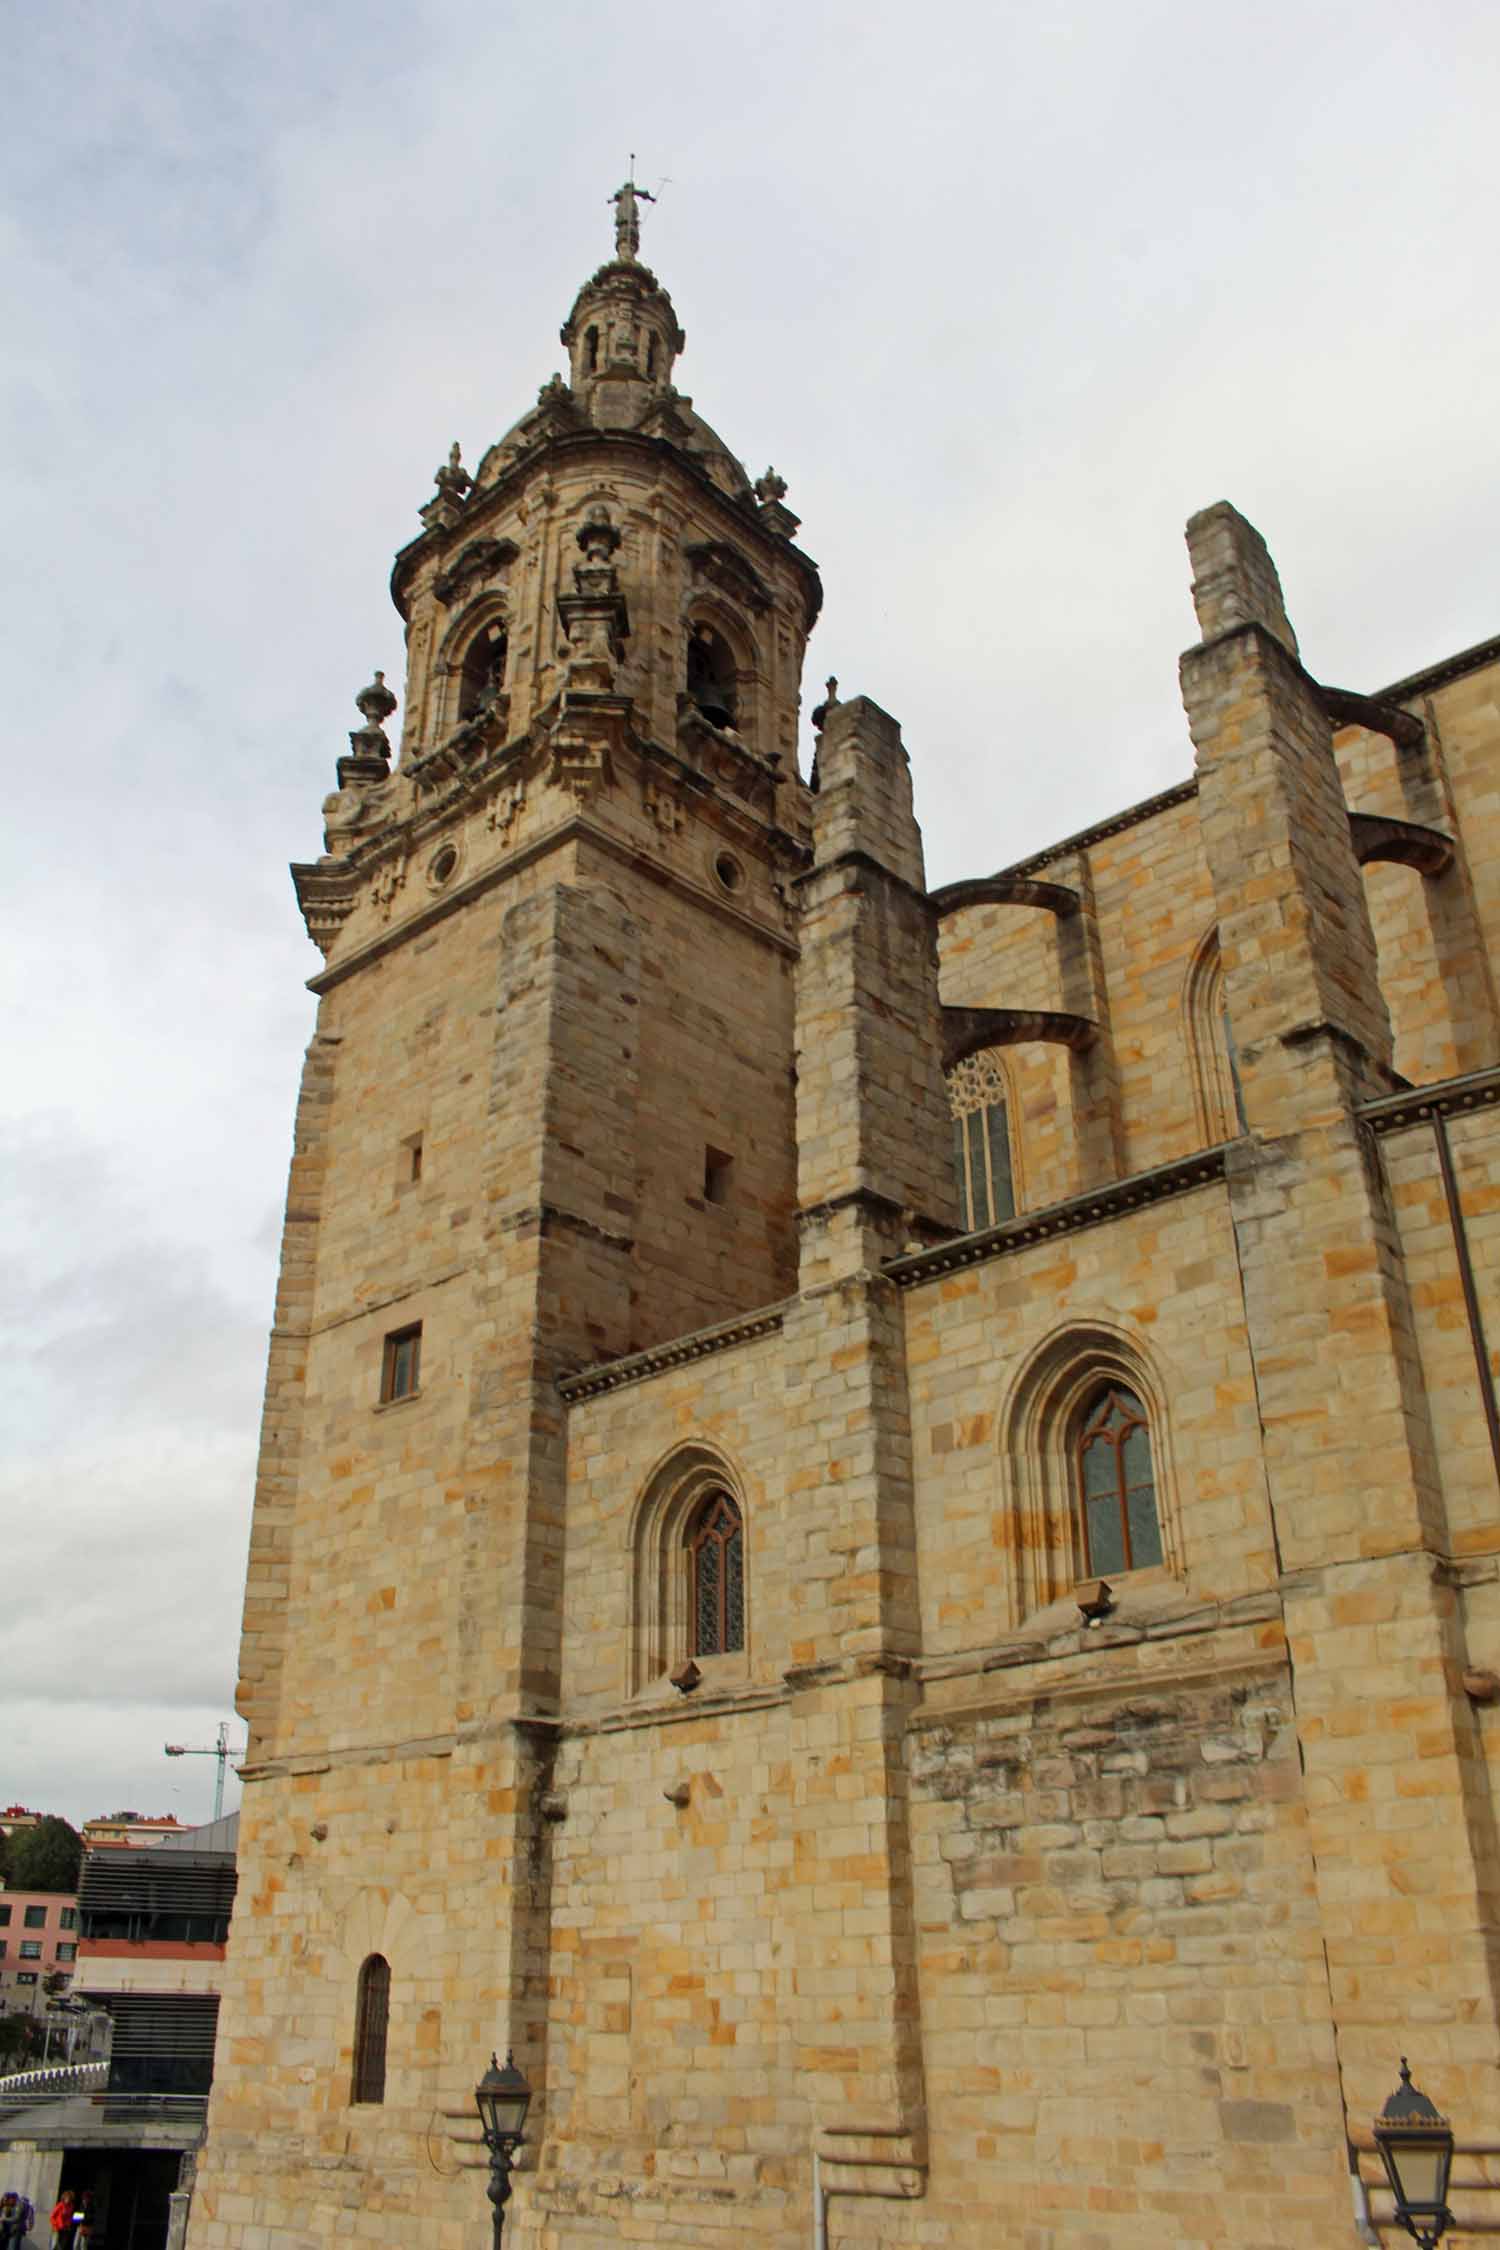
left=474, top=2051, right=531, bottom=2250
left=1374, top=2059, right=1456, bottom=2248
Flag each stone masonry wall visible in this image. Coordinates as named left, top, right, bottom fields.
left=905, top=1653, right=1346, bottom=2250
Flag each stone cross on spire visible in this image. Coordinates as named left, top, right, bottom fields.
left=609, top=160, right=656, bottom=261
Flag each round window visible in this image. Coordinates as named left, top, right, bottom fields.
left=428, top=842, right=459, bottom=888
left=713, top=851, right=744, bottom=894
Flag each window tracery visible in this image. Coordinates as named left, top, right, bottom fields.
left=999, top=1324, right=1179, bottom=1624
left=1074, top=1383, right=1162, bottom=1576
left=947, top=1049, right=1017, bottom=1228
left=629, top=1445, right=751, bottom=1691
left=689, top=1492, right=744, bottom=1658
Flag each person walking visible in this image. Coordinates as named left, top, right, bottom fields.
left=1, top=2189, right=35, bottom=2250
left=48, top=2191, right=73, bottom=2250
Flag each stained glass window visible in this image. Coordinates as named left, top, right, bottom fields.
left=352, top=1954, right=390, bottom=2105
left=1075, top=1385, right=1162, bottom=1575
left=690, top=1492, right=744, bottom=1657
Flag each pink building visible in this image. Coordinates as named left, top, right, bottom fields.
left=0, top=1889, right=78, bottom=2016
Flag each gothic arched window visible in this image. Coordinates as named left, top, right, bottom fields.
left=458, top=620, right=508, bottom=721
left=351, top=1953, right=390, bottom=2105
left=1074, top=1384, right=1162, bottom=1577
left=689, top=1491, right=744, bottom=1658
left=686, top=623, right=738, bottom=728
left=947, top=1049, right=1016, bottom=1230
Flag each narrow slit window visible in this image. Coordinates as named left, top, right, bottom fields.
left=690, top=1492, right=744, bottom=1657
left=703, top=1146, right=733, bottom=1205
left=381, top=1324, right=422, bottom=1404
left=351, top=1954, right=390, bottom=2105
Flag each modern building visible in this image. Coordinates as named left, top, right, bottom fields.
left=81, top=1818, right=189, bottom=1854
left=185, top=194, right=1500, bottom=2249
left=0, top=1819, right=237, bottom=2250
left=0, top=1894, right=78, bottom=2018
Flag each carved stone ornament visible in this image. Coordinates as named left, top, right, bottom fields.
left=550, top=729, right=613, bottom=804
left=337, top=670, right=397, bottom=791
left=370, top=853, right=408, bottom=922
left=355, top=671, right=398, bottom=730
left=433, top=537, right=519, bottom=608
left=292, top=860, right=358, bottom=955
left=434, top=440, right=472, bottom=499
left=576, top=503, right=623, bottom=564
left=486, top=778, right=527, bottom=841
left=753, top=466, right=787, bottom=505
left=644, top=783, right=684, bottom=835
left=683, top=538, right=772, bottom=613
left=636, top=391, right=695, bottom=446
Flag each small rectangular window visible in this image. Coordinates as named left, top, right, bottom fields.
left=0, top=1940, right=7, bottom=1958
left=400, top=1132, right=424, bottom=1188
left=59, top=1909, right=77, bottom=1931
left=19, top=1942, right=42, bottom=1960
left=56, top=1943, right=76, bottom=1963
left=703, top=1146, right=733, bottom=1205
left=23, top=1906, right=45, bottom=1929
left=0, top=1905, right=11, bottom=1926
left=381, top=1324, right=422, bottom=1404
left=16, top=1971, right=36, bottom=1986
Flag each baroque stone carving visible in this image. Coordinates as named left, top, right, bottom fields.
left=682, top=538, right=772, bottom=613
left=432, top=538, right=519, bottom=608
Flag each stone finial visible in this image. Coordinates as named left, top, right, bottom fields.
left=576, top=502, right=623, bottom=565
left=609, top=165, right=656, bottom=262
left=434, top=441, right=472, bottom=500
left=810, top=676, right=839, bottom=731
left=355, top=671, right=397, bottom=732
left=754, top=466, right=788, bottom=505
left=337, top=670, right=396, bottom=793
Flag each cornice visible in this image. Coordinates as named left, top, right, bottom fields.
left=391, top=427, right=823, bottom=628
left=557, top=1298, right=792, bottom=1402
left=994, top=779, right=1199, bottom=881
left=305, top=738, right=810, bottom=993
left=1360, top=1063, right=1500, bottom=1137
left=886, top=1146, right=1230, bottom=1288
left=1375, top=631, right=1500, bottom=707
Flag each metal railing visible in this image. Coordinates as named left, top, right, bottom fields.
left=0, top=2060, right=108, bottom=2100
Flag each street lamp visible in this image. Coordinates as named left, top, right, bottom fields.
left=474, top=2051, right=531, bottom=2250
left=1374, top=2058, right=1455, bottom=2248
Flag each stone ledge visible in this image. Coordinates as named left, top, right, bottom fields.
left=557, top=1299, right=792, bottom=1400
left=886, top=1147, right=1230, bottom=1287
left=1360, top=1062, right=1500, bottom=1136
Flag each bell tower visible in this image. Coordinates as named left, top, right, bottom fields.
left=196, top=194, right=822, bottom=2237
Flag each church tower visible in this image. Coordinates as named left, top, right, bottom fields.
left=193, top=190, right=843, bottom=2240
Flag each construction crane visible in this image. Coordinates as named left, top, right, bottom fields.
left=163, top=1720, right=245, bottom=1823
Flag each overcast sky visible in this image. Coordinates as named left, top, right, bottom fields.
left=3, top=0, right=1494, bottom=1829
